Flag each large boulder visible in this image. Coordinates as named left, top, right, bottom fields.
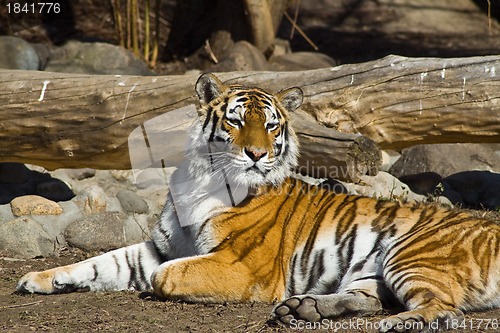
left=209, top=41, right=269, bottom=72
left=0, top=217, right=54, bottom=258
left=0, top=36, right=39, bottom=70
left=64, top=212, right=149, bottom=252
left=45, top=40, right=153, bottom=75
left=389, top=144, right=500, bottom=178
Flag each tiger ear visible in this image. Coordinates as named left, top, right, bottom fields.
left=195, top=73, right=226, bottom=105
left=276, top=87, right=303, bottom=113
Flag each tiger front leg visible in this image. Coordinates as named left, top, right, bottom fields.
left=151, top=251, right=282, bottom=303
left=17, top=242, right=162, bottom=294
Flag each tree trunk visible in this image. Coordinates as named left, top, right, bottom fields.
left=0, top=54, right=499, bottom=176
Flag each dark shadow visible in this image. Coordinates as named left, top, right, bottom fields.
left=40, top=0, right=77, bottom=45
left=440, top=170, right=500, bottom=210
left=398, top=172, right=443, bottom=196
left=277, top=0, right=500, bottom=64
left=0, top=163, right=75, bottom=205
left=398, top=170, right=500, bottom=210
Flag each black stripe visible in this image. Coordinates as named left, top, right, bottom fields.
left=125, top=251, right=137, bottom=289
left=91, top=264, right=98, bottom=281
left=287, top=254, right=298, bottom=296
left=137, top=247, right=147, bottom=289
left=202, top=106, right=213, bottom=132
left=214, top=135, right=226, bottom=142
left=151, top=240, right=169, bottom=263
left=208, top=112, right=220, bottom=142
left=305, top=249, right=326, bottom=292
left=352, top=275, right=383, bottom=282
left=261, top=99, right=272, bottom=107
left=112, top=254, right=121, bottom=276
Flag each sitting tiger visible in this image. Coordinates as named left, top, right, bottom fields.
left=17, top=73, right=500, bottom=332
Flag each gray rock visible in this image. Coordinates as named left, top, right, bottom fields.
left=30, top=43, right=52, bottom=70
left=137, top=187, right=168, bottom=215
left=36, top=179, right=75, bottom=202
left=389, top=144, right=500, bottom=178
left=65, top=168, right=96, bottom=180
left=132, top=168, right=173, bottom=190
left=0, top=204, right=15, bottom=227
left=45, top=40, right=153, bottom=75
left=124, top=214, right=152, bottom=243
left=269, top=52, right=337, bottom=71
left=117, top=189, right=148, bottom=214
left=64, top=212, right=137, bottom=251
left=0, top=36, right=40, bottom=70
left=210, top=41, right=269, bottom=72
left=265, top=38, right=292, bottom=58
left=32, top=200, right=83, bottom=240
left=0, top=217, right=54, bottom=258
left=106, top=197, right=124, bottom=213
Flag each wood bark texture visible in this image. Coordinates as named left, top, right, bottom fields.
left=0, top=55, right=499, bottom=178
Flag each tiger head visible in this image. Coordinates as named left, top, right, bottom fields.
left=190, top=73, right=303, bottom=188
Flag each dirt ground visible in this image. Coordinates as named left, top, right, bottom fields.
left=1, top=249, right=500, bottom=333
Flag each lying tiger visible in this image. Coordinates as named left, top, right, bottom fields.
left=17, top=73, right=500, bottom=332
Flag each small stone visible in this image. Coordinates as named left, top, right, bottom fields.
left=117, top=189, right=148, bottom=214
left=111, top=170, right=133, bottom=182
left=0, top=217, right=54, bottom=258
left=10, top=195, right=63, bottom=217
left=75, top=185, right=108, bottom=214
left=65, top=168, right=96, bottom=180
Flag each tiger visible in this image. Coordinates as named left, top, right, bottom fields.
left=16, top=73, right=500, bottom=332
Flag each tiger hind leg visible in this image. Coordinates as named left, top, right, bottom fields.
left=16, top=241, right=163, bottom=294
left=379, top=267, right=467, bottom=332
left=379, top=222, right=500, bottom=332
left=379, top=302, right=463, bottom=333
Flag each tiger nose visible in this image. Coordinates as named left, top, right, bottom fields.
left=244, top=148, right=267, bottom=162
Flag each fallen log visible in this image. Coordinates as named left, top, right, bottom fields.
left=0, top=54, right=499, bottom=178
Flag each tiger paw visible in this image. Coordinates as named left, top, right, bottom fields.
left=16, top=270, right=77, bottom=294
left=271, top=296, right=322, bottom=326
left=379, top=315, right=425, bottom=333
left=379, top=309, right=463, bottom=333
